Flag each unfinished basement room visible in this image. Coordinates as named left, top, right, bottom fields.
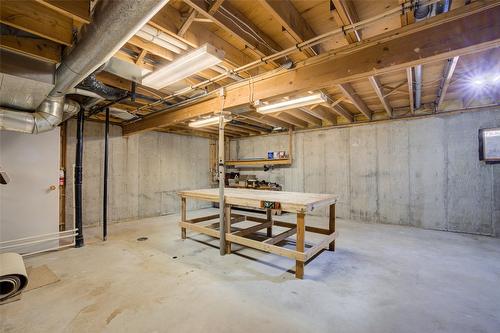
left=1, top=0, right=499, bottom=332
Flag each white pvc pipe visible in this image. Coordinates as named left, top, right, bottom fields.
left=0, top=233, right=78, bottom=251
left=0, top=229, right=78, bottom=245
left=137, top=30, right=184, bottom=54
left=142, top=24, right=189, bottom=50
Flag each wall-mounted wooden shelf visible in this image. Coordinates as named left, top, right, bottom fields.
left=225, top=158, right=292, bottom=166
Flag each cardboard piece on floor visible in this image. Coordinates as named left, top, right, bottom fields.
left=25, top=265, right=59, bottom=292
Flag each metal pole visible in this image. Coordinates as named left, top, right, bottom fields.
left=103, top=107, right=109, bottom=241
left=218, top=111, right=226, bottom=255
left=75, top=109, right=84, bottom=247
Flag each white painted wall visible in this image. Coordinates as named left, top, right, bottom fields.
left=0, top=129, right=60, bottom=253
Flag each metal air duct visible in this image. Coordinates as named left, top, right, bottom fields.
left=0, top=0, right=169, bottom=134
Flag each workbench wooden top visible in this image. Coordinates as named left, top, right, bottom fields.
left=178, top=188, right=337, bottom=213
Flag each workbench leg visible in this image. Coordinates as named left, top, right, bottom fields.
left=295, top=212, right=305, bottom=279
left=329, top=204, right=336, bottom=251
left=266, top=208, right=273, bottom=237
left=181, top=197, right=187, bottom=239
left=225, top=204, right=232, bottom=254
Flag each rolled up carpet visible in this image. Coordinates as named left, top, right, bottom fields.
left=0, top=253, right=28, bottom=302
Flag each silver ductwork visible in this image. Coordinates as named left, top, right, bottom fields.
left=0, top=98, right=79, bottom=134
left=52, top=0, right=169, bottom=97
left=412, top=0, right=452, bottom=110
left=0, top=0, right=169, bottom=133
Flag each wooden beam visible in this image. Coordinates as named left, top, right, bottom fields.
left=114, top=50, right=154, bottom=71
left=326, top=103, right=353, bottom=123
left=240, top=111, right=291, bottom=129
left=274, top=113, right=308, bottom=128
left=135, top=49, right=148, bottom=66
left=303, top=105, right=338, bottom=124
left=208, top=0, right=225, bottom=15
left=124, top=97, right=222, bottom=135
left=436, top=56, right=459, bottom=111
left=178, top=8, right=197, bottom=37
left=0, top=35, right=61, bottom=63
left=150, top=5, right=257, bottom=70
left=368, top=76, right=393, bottom=117
left=123, top=2, right=500, bottom=134
left=128, top=36, right=175, bottom=61
left=35, top=0, right=90, bottom=24
left=235, top=117, right=274, bottom=131
left=1, top=1, right=73, bottom=46
left=338, top=83, right=372, bottom=119
left=330, top=0, right=361, bottom=44
left=406, top=68, right=415, bottom=113
left=258, top=0, right=318, bottom=56
left=288, top=109, right=322, bottom=127
left=184, top=0, right=283, bottom=61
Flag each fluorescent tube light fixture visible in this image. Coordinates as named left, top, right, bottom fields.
left=256, top=93, right=327, bottom=114
left=189, top=115, right=232, bottom=128
left=142, top=44, right=225, bottom=90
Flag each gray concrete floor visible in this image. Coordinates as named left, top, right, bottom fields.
left=2, top=208, right=500, bottom=333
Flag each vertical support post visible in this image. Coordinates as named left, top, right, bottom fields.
left=266, top=208, right=273, bottom=237
left=329, top=204, right=336, bottom=251
left=181, top=197, right=187, bottom=239
left=218, top=111, right=226, bottom=255
left=225, top=204, right=232, bottom=254
left=288, top=128, right=293, bottom=161
left=74, top=109, right=85, bottom=248
left=103, top=107, right=109, bottom=241
left=295, top=212, right=305, bottom=279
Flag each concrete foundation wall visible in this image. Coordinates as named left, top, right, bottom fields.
left=65, top=120, right=211, bottom=227
left=230, top=108, right=500, bottom=236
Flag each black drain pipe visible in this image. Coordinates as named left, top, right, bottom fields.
left=103, top=107, right=109, bottom=241
left=75, top=109, right=85, bottom=248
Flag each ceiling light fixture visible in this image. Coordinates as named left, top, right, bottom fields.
left=255, top=93, right=327, bottom=114
left=142, top=44, right=225, bottom=90
left=188, top=114, right=232, bottom=128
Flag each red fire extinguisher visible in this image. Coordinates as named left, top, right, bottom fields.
left=59, top=169, right=65, bottom=186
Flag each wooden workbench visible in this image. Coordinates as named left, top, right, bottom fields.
left=178, top=188, right=337, bottom=279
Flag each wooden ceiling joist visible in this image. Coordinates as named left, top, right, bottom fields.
left=338, top=83, right=372, bottom=119
left=330, top=0, right=361, bottom=44
left=274, top=113, right=308, bottom=128
left=123, top=1, right=500, bottom=135
left=0, top=0, right=74, bottom=46
left=368, top=76, right=393, bottom=117
left=35, top=0, right=91, bottom=24
left=150, top=5, right=256, bottom=71
left=184, top=0, right=283, bottom=61
left=323, top=103, right=354, bottom=123
left=289, top=109, right=323, bottom=127
left=302, top=105, right=338, bottom=125
left=0, top=35, right=61, bottom=63
left=240, top=111, right=291, bottom=129
left=128, top=36, right=175, bottom=62
left=258, top=0, right=319, bottom=56
left=178, top=8, right=197, bottom=37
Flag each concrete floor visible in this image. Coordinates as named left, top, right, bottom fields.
left=2, top=208, right=500, bottom=333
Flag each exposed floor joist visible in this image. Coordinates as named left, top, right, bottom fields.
left=122, top=2, right=500, bottom=135
left=368, top=76, right=393, bottom=117
left=258, top=0, right=319, bottom=56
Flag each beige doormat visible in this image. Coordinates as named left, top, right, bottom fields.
left=25, top=265, right=59, bottom=292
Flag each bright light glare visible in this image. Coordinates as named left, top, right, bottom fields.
left=472, top=78, right=485, bottom=86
